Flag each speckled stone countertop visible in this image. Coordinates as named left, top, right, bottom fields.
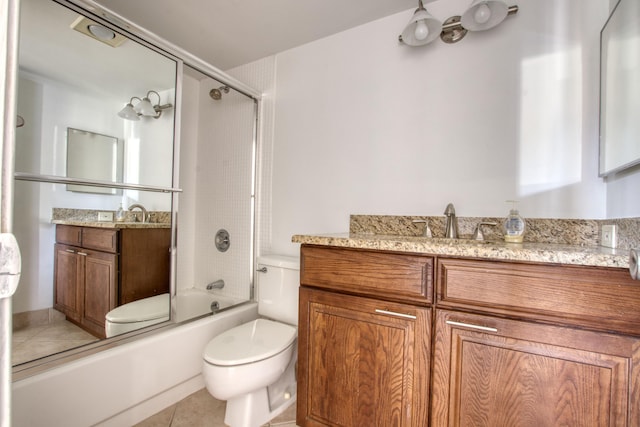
left=292, top=233, right=630, bottom=269
left=52, top=219, right=170, bottom=229
left=52, top=208, right=171, bottom=229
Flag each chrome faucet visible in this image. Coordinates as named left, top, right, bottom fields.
left=444, top=203, right=458, bottom=239
left=128, top=204, right=148, bottom=223
left=206, top=279, right=225, bottom=290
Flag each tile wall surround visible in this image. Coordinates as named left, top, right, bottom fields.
left=52, top=207, right=171, bottom=225
left=350, top=215, right=640, bottom=250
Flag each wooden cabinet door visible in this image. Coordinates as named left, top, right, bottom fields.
left=53, top=243, right=83, bottom=322
left=298, top=287, right=431, bottom=427
left=81, top=250, right=117, bottom=338
left=432, top=309, right=640, bottom=427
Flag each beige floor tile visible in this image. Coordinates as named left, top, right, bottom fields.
left=11, top=319, right=98, bottom=365
left=133, top=404, right=176, bottom=427
left=170, top=388, right=227, bottom=427
left=136, top=388, right=300, bottom=427
left=267, top=401, right=296, bottom=425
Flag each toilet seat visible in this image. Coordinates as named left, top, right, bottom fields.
left=105, top=293, right=169, bottom=324
left=203, top=319, right=296, bottom=366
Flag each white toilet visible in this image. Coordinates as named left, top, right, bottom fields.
left=202, top=255, right=299, bottom=427
left=104, top=293, right=170, bottom=338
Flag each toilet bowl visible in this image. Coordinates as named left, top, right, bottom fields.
left=202, top=255, right=299, bottom=427
left=105, top=293, right=170, bottom=338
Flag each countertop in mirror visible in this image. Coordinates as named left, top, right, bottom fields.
left=52, top=219, right=171, bottom=229
left=292, top=233, right=630, bottom=269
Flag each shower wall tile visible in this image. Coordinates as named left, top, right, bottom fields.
left=228, top=56, right=277, bottom=258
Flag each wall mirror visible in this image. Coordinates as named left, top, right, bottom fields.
left=599, top=0, right=640, bottom=176
left=12, top=0, right=180, bottom=368
left=66, top=128, right=123, bottom=194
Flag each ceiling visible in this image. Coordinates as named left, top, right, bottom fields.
left=90, top=0, right=422, bottom=71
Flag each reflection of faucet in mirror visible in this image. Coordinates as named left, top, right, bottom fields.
left=128, top=204, right=148, bottom=223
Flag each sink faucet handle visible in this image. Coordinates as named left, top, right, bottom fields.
left=473, top=222, right=498, bottom=241
left=412, top=219, right=433, bottom=238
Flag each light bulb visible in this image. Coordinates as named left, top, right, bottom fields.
left=474, top=3, right=491, bottom=24
left=414, top=20, right=429, bottom=41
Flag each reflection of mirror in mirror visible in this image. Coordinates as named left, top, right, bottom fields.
left=66, top=128, right=123, bottom=194
left=599, top=0, right=640, bottom=176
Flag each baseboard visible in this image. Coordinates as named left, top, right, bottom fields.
left=95, top=374, right=205, bottom=427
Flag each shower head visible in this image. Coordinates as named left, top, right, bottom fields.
left=209, top=86, right=230, bottom=100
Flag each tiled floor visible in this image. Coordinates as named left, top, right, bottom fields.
left=12, top=318, right=99, bottom=365
left=134, top=388, right=298, bottom=427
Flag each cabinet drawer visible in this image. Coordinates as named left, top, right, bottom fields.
left=82, top=227, right=118, bottom=253
left=301, top=245, right=433, bottom=304
left=55, top=224, right=82, bottom=246
left=436, top=257, right=640, bottom=336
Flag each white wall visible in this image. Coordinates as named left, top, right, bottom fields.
left=259, top=0, right=618, bottom=256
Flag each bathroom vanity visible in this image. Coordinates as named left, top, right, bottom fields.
left=295, top=236, right=640, bottom=426
left=54, top=223, right=171, bottom=338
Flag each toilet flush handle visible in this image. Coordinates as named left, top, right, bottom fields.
left=256, top=267, right=267, bottom=273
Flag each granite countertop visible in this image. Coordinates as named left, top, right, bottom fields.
left=292, top=233, right=631, bottom=269
left=52, top=219, right=171, bottom=229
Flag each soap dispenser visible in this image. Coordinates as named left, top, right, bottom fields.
left=503, top=200, right=525, bottom=243
left=116, top=203, right=125, bottom=222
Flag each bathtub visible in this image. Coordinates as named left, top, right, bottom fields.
left=174, top=288, right=246, bottom=323
left=14, top=298, right=259, bottom=427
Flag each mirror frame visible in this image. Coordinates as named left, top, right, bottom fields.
left=10, top=0, right=263, bottom=380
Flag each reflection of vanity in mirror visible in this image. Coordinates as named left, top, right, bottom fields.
left=12, top=0, right=258, bottom=373
left=12, top=0, right=179, bottom=364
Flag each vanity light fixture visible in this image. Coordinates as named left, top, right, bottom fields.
left=117, top=91, right=173, bottom=121
left=399, top=0, right=518, bottom=46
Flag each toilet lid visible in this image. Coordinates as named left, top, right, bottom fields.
left=106, top=293, right=170, bottom=323
left=203, top=319, right=296, bottom=366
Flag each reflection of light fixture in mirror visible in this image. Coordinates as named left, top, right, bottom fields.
left=117, top=97, right=141, bottom=121
left=70, top=16, right=127, bottom=47
left=118, top=91, right=173, bottom=121
left=399, top=0, right=518, bottom=46
left=88, top=24, right=115, bottom=41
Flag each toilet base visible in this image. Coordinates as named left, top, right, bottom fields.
left=225, top=388, right=296, bottom=427
left=223, top=350, right=297, bottom=427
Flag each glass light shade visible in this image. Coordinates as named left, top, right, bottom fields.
left=401, top=9, right=442, bottom=46
left=117, top=103, right=140, bottom=121
left=461, top=0, right=508, bottom=31
left=136, top=97, right=158, bottom=117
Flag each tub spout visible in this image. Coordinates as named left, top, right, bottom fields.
left=207, top=279, right=225, bottom=290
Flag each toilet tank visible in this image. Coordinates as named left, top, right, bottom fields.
left=257, top=255, right=300, bottom=325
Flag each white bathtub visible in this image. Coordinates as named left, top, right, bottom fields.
left=14, top=300, right=259, bottom=427
left=174, top=288, right=246, bottom=323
